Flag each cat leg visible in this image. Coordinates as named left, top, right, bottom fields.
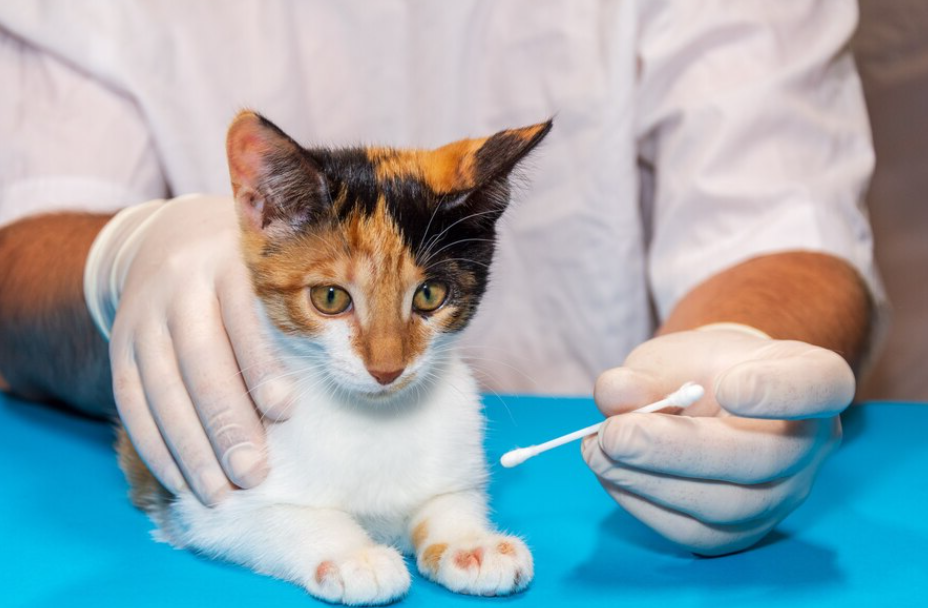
left=409, top=491, right=533, bottom=596
left=170, top=500, right=410, bottom=606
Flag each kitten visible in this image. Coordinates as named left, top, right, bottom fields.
left=117, top=111, right=551, bottom=605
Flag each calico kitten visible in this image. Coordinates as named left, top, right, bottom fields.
left=117, top=111, right=551, bottom=604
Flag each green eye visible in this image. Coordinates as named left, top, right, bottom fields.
left=310, top=285, right=352, bottom=315
left=413, top=281, right=449, bottom=313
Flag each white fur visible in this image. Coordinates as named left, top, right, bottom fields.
left=149, top=307, right=532, bottom=604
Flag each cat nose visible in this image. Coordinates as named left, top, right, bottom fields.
left=368, top=367, right=405, bottom=386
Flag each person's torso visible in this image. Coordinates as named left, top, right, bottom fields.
left=4, top=0, right=653, bottom=393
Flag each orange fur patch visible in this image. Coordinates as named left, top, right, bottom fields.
left=342, top=199, right=428, bottom=374
left=368, top=141, right=481, bottom=194
left=421, top=543, right=449, bottom=574
left=241, top=226, right=348, bottom=337
left=411, top=521, right=429, bottom=552
left=368, top=123, right=550, bottom=195
left=497, top=541, right=516, bottom=556
left=115, top=426, right=173, bottom=514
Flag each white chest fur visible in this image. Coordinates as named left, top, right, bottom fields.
left=171, top=353, right=488, bottom=549
left=266, top=355, right=485, bottom=504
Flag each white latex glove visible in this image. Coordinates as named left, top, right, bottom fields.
left=581, top=323, right=853, bottom=556
left=85, top=195, right=294, bottom=505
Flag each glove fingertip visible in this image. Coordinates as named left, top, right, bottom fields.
left=716, top=356, right=855, bottom=419
left=224, top=444, right=269, bottom=489
left=259, top=400, right=295, bottom=422
left=598, top=415, right=642, bottom=462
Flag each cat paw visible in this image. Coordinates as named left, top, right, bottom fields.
left=417, top=534, right=533, bottom=596
left=308, top=545, right=411, bottom=606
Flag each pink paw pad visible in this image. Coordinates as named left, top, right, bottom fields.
left=453, top=547, right=485, bottom=570
left=314, top=560, right=338, bottom=585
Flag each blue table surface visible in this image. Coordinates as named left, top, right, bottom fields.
left=2, top=393, right=926, bottom=608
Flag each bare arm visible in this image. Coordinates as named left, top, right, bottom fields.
left=0, top=212, right=115, bottom=416
left=3, top=197, right=288, bottom=502
left=658, top=251, right=872, bottom=369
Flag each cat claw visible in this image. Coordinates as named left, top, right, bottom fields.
left=309, top=545, right=410, bottom=606
left=418, top=535, right=533, bottom=596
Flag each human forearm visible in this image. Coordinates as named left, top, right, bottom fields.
left=658, top=251, right=872, bottom=369
left=0, top=212, right=115, bottom=416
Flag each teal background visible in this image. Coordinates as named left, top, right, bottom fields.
left=2, top=393, right=926, bottom=607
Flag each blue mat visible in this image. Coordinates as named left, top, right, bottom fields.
left=2, top=393, right=926, bottom=607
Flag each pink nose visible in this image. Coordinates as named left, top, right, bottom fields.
left=369, top=367, right=404, bottom=386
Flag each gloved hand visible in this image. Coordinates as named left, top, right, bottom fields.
left=84, top=195, right=295, bottom=505
left=581, top=324, right=853, bottom=556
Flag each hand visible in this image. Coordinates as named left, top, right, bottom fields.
left=85, top=195, right=295, bottom=505
left=581, top=324, right=853, bottom=556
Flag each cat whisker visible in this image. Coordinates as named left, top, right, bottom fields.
left=240, top=364, right=328, bottom=400
left=416, top=209, right=501, bottom=264
left=268, top=369, right=335, bottom=422
left=419, top=237, right=497, bottom=267
left=423, top=349, right=521, bottom=427
left=453, top=353, right=541, bottom=393
left=231, top=351, right=328, bottom=380
left=252, top=366, right=334, bottom=423
left=416, top=207, right=497, bottom=261
left=415, top=194, right=447, bottom=258
left=419, top=234, right=496, bottom=266
left=427, top=257, right=491, bottom=269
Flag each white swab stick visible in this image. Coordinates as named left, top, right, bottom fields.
left=500, top=381, right=705, bottom=468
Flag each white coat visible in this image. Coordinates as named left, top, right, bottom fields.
left=0, top=0, right=879, bottom=394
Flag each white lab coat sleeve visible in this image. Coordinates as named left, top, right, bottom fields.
left=636, top=0, right=882, bottom=322
left=0, top=29, right=167, bottom=228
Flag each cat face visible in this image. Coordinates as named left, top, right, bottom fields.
left=226, top=111, right=550, bottom=398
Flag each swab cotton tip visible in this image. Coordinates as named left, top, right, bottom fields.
left=499, top=381, right=703, bottom=468
left=668, top=381, right=705, bottom=407
left=500, top=448, right=534, bottom=468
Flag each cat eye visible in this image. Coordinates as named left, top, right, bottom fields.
left=309, top=285, right=352, bottom=315
left=413, top=281, right=449, bottom=313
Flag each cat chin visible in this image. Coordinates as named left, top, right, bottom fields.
left=353, top=377, right=422, bottom=403
left=332, top=372, right=439, bottom=410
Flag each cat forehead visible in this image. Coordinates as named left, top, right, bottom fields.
left=366, top=141, right=484, bottom=194
left=310, top=144, right=474, bottom=205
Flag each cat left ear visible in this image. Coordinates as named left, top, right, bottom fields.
left=470, top=120, right=553, bottom=188
left=227, top=111, right=331, bottom=237
left=434, top=120, right=553, bottom=217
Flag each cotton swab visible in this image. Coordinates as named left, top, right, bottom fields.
left=499, top=381, right=705, bottom=468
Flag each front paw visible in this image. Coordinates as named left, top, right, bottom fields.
left=309, top=545, right=410, bottom=606
left=417, top=534, right=533, bottom=596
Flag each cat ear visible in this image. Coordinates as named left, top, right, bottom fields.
left=431, top=120, right=553, bottom=218
left=226, top=111, right=330, bottom=237
left=469, top=120, right=553, bottom=188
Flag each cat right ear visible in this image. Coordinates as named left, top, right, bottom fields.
left=226, top=111, right=330, bottom=237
